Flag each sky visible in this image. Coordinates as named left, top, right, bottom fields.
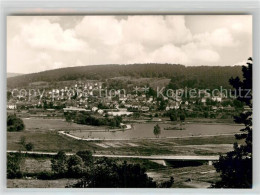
left=7, top=15, right=252, bottom=74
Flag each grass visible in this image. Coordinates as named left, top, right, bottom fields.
left=8, top=128, right=241, bottom=155
left=186, top=118, right=235, bottom=124
left=7, top=178, right=78, bottom=188
left=20, top=158, right=52, bottom=173
left=145, top=163, right=219, bottom=188
left=7, top=131, right=97, bottom=152
left=172, top=135, right=243, bottom=145
left=22, top=118, right=104, bottom=131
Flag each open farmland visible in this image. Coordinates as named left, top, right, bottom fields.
left=7, top=179, right=78, bottom=188
left=7, top=117, right=242, bottom=155
left=22, top=118, right=105, bottom=131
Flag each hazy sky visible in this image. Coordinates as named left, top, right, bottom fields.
left=7, top=15, right=252, bottom=74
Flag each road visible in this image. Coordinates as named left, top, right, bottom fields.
left=7, top=150, right=219, bottom=161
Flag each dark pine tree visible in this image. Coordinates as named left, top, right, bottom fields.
left=212, top=57, right=252, bottom=188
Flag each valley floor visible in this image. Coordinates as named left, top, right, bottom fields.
left=7, top=117, right=243, bottom=188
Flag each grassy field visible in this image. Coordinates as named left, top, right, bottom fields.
left=7, top=179, right=78, bottom=188
left=22, top=118, right=104, bottom=131
left=147, top=164, right=219, bottom=188
left=7, top=117, right=242, bottom=188
left=8, top=127, right=241, bottom=155
left=20, top=157, right=52, bottom=173
left=8, top=131, right=96, bottom=152
left=8, top=117, right=242, bottom=155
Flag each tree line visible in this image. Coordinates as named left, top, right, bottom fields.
left=7, top=64, right=242, bottom=89
left=7, top=150, right=174, bottom=188
left=65, top=112, right=122, bottom=128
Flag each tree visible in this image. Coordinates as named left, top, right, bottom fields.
left=113, top=116, right=122, bottom=127
left=71, top=157, right=120, bottom=188
left=70, top=158, right=171, bottom=188
left=116, top=161, right=157, bottom=187
left=212, top=57, right=252, bottom=188
left=204, top=111, right=209, bottom=118
left=133, top=112, right=141, bottom=119
left=51, top=151, right=68, bottom=177
left=51, top=151, right=92, bottom=179
left=170, top=113, right=177, bottom=121
left=233, top=99, right=244, bottom=108
left=146, top=87, right=157, bottom=98
left=67, top=155, right=84, bottom=178
left=7, top=153, right=23, bottom=179
left=7, top=114, right=25, bottom=132
left=180, top=113, right=185, bottom=122
left=76, top=150, right=93, bottom=167
left=25, top=142, right=34, bottom=151
left=158, top=98, right=167, bottom=111
left=179, top=113, right=186, bottom=130
left=65, top=112, right=73, bottom=126
left=7, top=91, right=12, bottom=101
left=153, top=124, right=161, bottom=138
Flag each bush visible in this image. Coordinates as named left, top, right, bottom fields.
left=72, top=112, right=122, bottom=128
left=7, top=153, right=23, bottom=179
left=76, top=150, right=93, bottom=167
left=37, top=171, right=55, bottom=180
left=159, top=177, right=174, bottom=188
left=7, top=114, right=25, bottom=132
left=51, top=151, right=68, bottom=177
left=25, top=143, right=34, bottom=151
left=70, top=159, right=158, bottom=188
left=153, top=124, right=161, bottom=138
left=67, top=155, right=84, bottom=178
left=169, top=114, right=177, bottom=121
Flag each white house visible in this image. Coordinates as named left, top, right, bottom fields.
left=97, top=109, right=104, bottom=115
left=63, top=107, right=88, bottom=112
left=108, top=111, right=133, bottom=116
left=212, top=97, right=222, bottom=102
left=7, top=104, right=16, bottom=110
left=92, top=106, right=98, bottom=112
left=201, top=98, right=207, bottom=103
left=140, top=106, right=149, bottom=112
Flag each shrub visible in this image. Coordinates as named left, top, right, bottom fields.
left=25, top=143, right=34, bottom=151
left=7, top=153, right=23, bottom=179
left=7, top=114, right=25, bottom=132
left=37, top=171, right=55, bottom=180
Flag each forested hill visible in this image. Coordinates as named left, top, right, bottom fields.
left=7, top=64, right=243, bottom=89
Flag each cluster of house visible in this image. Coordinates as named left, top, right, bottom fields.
left=7, top=81, right=242, bottom=116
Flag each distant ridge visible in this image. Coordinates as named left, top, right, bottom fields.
left=7, top=63, right=243, bottom=89
left=7, top=73, right=23, bottom=78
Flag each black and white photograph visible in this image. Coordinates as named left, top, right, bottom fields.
left=6, top=15, right=253, bottom=189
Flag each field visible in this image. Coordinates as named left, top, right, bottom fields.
left=7, top=179, right=78, bottom=188
left=7, top=117, right=244, bottom=188
left=8, top=117, right=243, bottom=155
left=22, top=118, right=105, bottom=131
left=8, top=129, right=240, bottom=155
